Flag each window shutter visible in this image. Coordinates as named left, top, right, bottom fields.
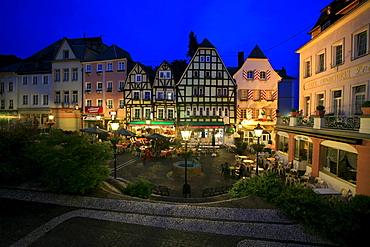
left=254, top=70, right=260, bottom=80
left=248, top=90, right=254, bottom=100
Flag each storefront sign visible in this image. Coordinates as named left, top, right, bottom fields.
left=85, top=106, right=103, bottom=114
left=303, top=61, right=370, bottom=90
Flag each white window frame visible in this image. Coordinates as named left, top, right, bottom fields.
left=32, top=95, right=38, bottom=105
left=86, top=99, right=92, bottom=107
left=144, top=91, right=151, bottom=101
left=260, top=71, right=266, bottom=80
left=304, top=57, right=312, bottom=78
left=107, top=81, right=113, bottom=92
left=97, top=64, right=103, bottom=72
left=167, top=91, right=174, bottom=100
left=119, top=99, right=124, bottom=109
left=352, top=84, right=367, bottom=115
left=158, top=108, right=164, bottom=119
left=206, top=56, right=211, bottom=62
left=106, top=62, right=113, bottom=72
left=157, top=91, right=164, bottom=100
left=247, top=71, right=253, bottom=79
left=22, top=76, right=28, bottom=85
left=32, top=76, right=38, bottom=85
left=86, top=64, right=92, bottom=73
left=43, top=75, right=49, bottom=84
left=22, top=95, right=28, bottom=105
left=42, top=95, right=49, bottom=105
left=97, top=82, right=102, bottom=90
left=133, top=91, right=140, bottom=100
left=72, top=68, right=78, bottom=81
left=316, top=49, right=326, bottom=73
left=72, top=91, right=78, bottom=103
left=332, top=88, right=343, bottom=115
left=135, top=74, right=142, bottom=82
left=332, top=39, right=344, bottom=67
left=119, top=81, right=125, bottom=91
left=97, top=99, right=103, bottom=107
left=107, top=99, right=113, bottom=109
left=352, top=25, right=369, bottom=59
left=118, top=61, right=125, bottom=71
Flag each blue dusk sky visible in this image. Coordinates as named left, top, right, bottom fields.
left=0, top=0, right=332, bottom=78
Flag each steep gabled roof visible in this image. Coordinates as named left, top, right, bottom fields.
left=0, top=61, right=22, bottom=72
left=94, top=44, right=133, bottom=61
left=198, top=38, right=215, bottom=48
left=247, top=45, right=267, bottom=59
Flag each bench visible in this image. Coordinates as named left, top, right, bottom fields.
left=151, top=184, right=171, bottom=196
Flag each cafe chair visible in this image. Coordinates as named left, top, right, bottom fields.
left=315, top=180, right=328, bottom=188
left=339, top=188, right=353, bottom=201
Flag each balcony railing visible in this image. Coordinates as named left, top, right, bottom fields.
left=277, top=114, right=369, bottom=134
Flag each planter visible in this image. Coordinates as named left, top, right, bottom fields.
left=290, top=112, right=297, bottom=116
left=362, top=107, right=370, bottom=115
left=315, top=110, right=326, bottom=117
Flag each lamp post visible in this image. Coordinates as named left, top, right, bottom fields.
left=110, top=121, right=120, bottom=179
left=181, top=127, right=192, bottom=198
left=47, top=114, right=55, bottom=132
left=253, top=123, right=263, bottom=176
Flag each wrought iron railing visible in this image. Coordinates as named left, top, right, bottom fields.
left=279, top=116, right=290, bottom=125
left=297, top=116, right=314, bottom=127
left=323, top=115, right=360, bottom=130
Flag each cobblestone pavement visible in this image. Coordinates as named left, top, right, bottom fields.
left=0, top=189, right=338, bottom=247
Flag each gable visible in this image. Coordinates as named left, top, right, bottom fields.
left=55, top=39, right=77, bottom=60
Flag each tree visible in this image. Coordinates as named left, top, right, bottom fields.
left=26, top=130, right=112, bottom=194
left=186, top=31, right=199, bottom=59
left=170, top=59, right=187, bottom=77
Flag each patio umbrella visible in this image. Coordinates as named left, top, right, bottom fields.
left=117, top=128, right=136, bottom=136
left=80, top=127, right=109, bottom=134
left=145, top=133, right=168, bottom=140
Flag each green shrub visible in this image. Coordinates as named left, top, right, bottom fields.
left=122, top=177, right=152, bottom=199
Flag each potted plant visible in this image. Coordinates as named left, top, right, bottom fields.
left=362, top=101, right=370, bottom=115
left=315, top=105, right=326, bottom=117
left=290, top=108, right=297, bottom=116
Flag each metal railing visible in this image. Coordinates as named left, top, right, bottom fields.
left=297, top=116, right=314, bottom=127
left=323, top=115, right=360, bottom=131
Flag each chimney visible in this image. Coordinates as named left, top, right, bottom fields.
left=238, top=52, right=244, bottom=68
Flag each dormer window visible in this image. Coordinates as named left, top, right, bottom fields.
left=135, top=74, right=142, bottom=82
left=63, top=50, right=69, bottom=59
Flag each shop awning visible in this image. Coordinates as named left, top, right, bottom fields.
left=129, top=121, right=175, bottom=127
left=178, top=121, right=224, bottom=128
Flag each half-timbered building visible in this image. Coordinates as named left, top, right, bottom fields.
left=176, top=39, right=237, bottom=144
left=233, top=45, right=281, bottom=145
left=151, top=60, right=177, bottom=137
left=124, top=62, right=155, bottom=135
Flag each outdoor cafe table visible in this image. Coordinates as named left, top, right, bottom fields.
left=243, top=159, right=254, bottom=164
left=267, top=157, right=275, bottom=161
left=313, top=188, right=342, bottom=195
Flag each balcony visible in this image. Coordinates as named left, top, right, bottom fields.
left=276, top=115, right=370, bottom=144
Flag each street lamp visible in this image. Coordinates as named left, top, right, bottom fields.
left=254, top=123, right=263, bottom=176
left=110, top=121, right=120, bottom=179
left=181, top=127, right=192, bottom=198
left=47, top=114, right=55, bottom=131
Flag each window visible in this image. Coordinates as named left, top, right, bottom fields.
left=133, top=91, right=140, bottom=100
left=72, top=91, right=78, bottom=103
left=317, top=93, right=324, bottom=108
left=217, top=88, right=222, bottom=96
left=354, top=85, right=366, bottom=114
left=206, top=108, right=210, bottom=116
left=223, top=88, right=228, bottom=96
left=107, top=82, right=113, bottom=92
left=240, top=109, right=246, bottom=118
left=212, top=108, right=216, bottom=116
left=193, top=88, right=198, bottom=96
left=159, top=71, right=171, bottom=79
left=253, top=90, right=260, bottom=101
left=55, top=91, right=61, bottom=103
left=144, top=92, right=151, bottom=100
left=240, top=90, right=247, bottom=100
left=158, top=109, right=164, bottom=119
left=63, top=69, right=69, bottom=81
left=63, top=91, right=69, bottom=103
left=278, top=135, right=289, bottom=153
left=199, top=88, right=204, bottom=96
left=247, top=71, right=253, bottom=79
left=0, top=100, right=4, bottom=109
left=333, top=90, right=342, bottom=115
left=22, top=95, right=28, bottom=105
left=304, top=96, right=310, bottom=117
left=22, top=76, right=28, bottom=85
left=43, top=75, right=48, bottom=84
left=332, top=42, right=343, bottom=67
left=9, top=99, right=13, bottom=109
left=32, top=76, right=37, bottom=85
left=86, top=82, right=91, bottom=91
left=200, top=56, right=205, bottom=62
left=97, top=64, right=103, bottom=72
left=119, top=99, right=124, bottom=109
left=224, top=108, right=228, bottom=117
left=321, top=145, right=357, bottom=184
left=63, top=50, right=69, bottom=59
left=118, top=62, right=125, bottom=71
left=97, top=99, right=103, bottom=107
left=72, top=68, right=78, bottom=81
left=354, top=30, right=368, bottom=58
left=134, top=108, right=141, bottom=119
left=167, top=92, right=174, bottom=100
left=144, top=108, right=151, bottom=119
left=86, top=99, right=92, bottom=107
left=219, top=108, right=222, bottom=116
left=107, top=99, right=113, bottom=109
left=0, top=82, right=3, bottom=93
left=157, top=92, right=164, bottom=100
left=260, top=71, right=266, bottom=79
left=8, top=82, right=13, bottom=91
left=42, top=95, right=48, bottom=105
left=317, top=51, right=325, bottom=73
left=32, top=95, right=39, bottom=105
left=199, top=107, right=203, bottom=116
left=218, top=71, right=223, bottom=78
left=193, top=70, right=199, bottom=78
left=86, top=64, right=91, bottom=73
left=304, top=58, right=311, bottom=78
left=206, top=56, right=211, bottom=62
left=135, top=74, right=142, bottom=82
left=168, top=109, right=174, bottom=119
left=106, top=63, right=113, bottom=72
left=119, top=81, right=125, bottom=91
left=97, top=82, right=102, bottom=90
left=55, top=69, right=60, bottom=82
left=205, top=71, right=210, bottom=78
